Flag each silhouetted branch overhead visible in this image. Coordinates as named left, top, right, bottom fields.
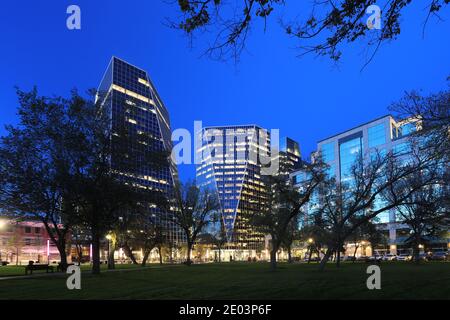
left=172, top=0, right=448, bottom=63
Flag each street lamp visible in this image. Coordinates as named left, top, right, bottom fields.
left=105, top=234, right=112, bottom=266
left=306, top=238, right=314, bottom=262
left=0, top=220, right=5, bottom=262
left=47, top=239, right=50, bottom=264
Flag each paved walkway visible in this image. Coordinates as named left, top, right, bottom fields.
left=0, top=264, right=181, bottom=281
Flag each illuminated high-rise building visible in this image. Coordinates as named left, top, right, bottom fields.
left=277, top=137, right=301, bottom=175
left=97, top=57, right=181, bottom=243
left=196, top=125, right=272, bottom=258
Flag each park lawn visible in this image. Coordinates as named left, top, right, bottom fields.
left=0, top=263, right=141, bottom=277
left=0, top=262, right=449, bottom=300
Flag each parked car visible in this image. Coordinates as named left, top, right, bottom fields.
left=367, top=255, right=383, bottom=263
left=429, top=251, right=448, bottom=261
left=396, top=254, right=411, bottom=261
left=405, top=253, right=429, bottom=261
left=383, top=254, right=397, bottom=261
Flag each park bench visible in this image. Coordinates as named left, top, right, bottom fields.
left=56, top=262, right=75, bottom=272
left=24, top=262, right=54, bottom=275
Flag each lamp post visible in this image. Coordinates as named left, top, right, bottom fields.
left=105, top=234, right=112, bottom=267
left=307, top=238, right=314, bottom=263
left=418, top=244, right=424, bottom=254
left=47, top=239, right=50, bottom=264
left=0, top=220, right=5, bottom=262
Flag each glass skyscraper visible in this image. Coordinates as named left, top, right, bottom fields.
left=292, top=115, right=422, bottom=254
left=196, top=125, right=271, bottom=259
left=97, top=57, right=181, bottom=243
left=277, top=137, right=301, bottom=175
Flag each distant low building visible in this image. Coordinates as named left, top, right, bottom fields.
left=0, top=219, right=65, bottom=265
left=291, top=114, right=449, bottom=256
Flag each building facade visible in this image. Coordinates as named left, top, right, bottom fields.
left=196, top=125, right=272, bottom=260
left=277, top=137, right=302, bottom=175
left=291, top=114, right=449, bottom=255
left=98, top=57, right=181, bottom=244
left=0, top=219, right=64, bottom=265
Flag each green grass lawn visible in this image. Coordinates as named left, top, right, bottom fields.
left=0, top=263, right=141, bottom=277
left=0, top=262, right=449, bottom=299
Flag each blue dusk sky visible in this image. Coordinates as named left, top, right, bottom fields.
left=0, top=1, right=449, bottom=181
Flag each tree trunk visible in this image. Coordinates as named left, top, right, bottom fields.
left=56, top=239, right=68, bottom=271
left=412, top=245, right=420, bottom=264
left=91, top=232, right=101, bottom=274
left=107, top=247, right=115, bottom=270
left=186, top=241, right=193, bottom=265
left=318, top=247, right=334, bottom=271
left=270, top=242, right=279, bottom=271
left=218, top=247, right=221, bottom=263
left=158, top=246, right=163, bottom=265
left=270, top=249, right=277, bottom=270
left=142, top=249, right=151, bottom=266
left=335, top=236, right=342, bottom=267
left=412, top=234, right=421, bottom=264
left=287, top=246, right=293, bottom=263
left=307, top=245, right=313, bottom=263
left=336, top=248, right=341, bottom=268
left=76, top=244, right=83, bottom=265
left=352, top=245, right=359, bottom=263
left=123, top=244, right=138, bottom=264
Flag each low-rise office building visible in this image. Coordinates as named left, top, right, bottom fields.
left=0, top=219, right=64, bottom=265
left=291, top=114, right=449, bottom=256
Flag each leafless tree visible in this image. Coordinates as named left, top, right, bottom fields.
left=389, top=164, right=448, bottom=262
left=170, top=181, right=220, bottom=265
left=389, top=85, right=450, bottom=163
left=316, top=146, right=442, bottom=271
left=251, top=160, right=325, bottom=270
